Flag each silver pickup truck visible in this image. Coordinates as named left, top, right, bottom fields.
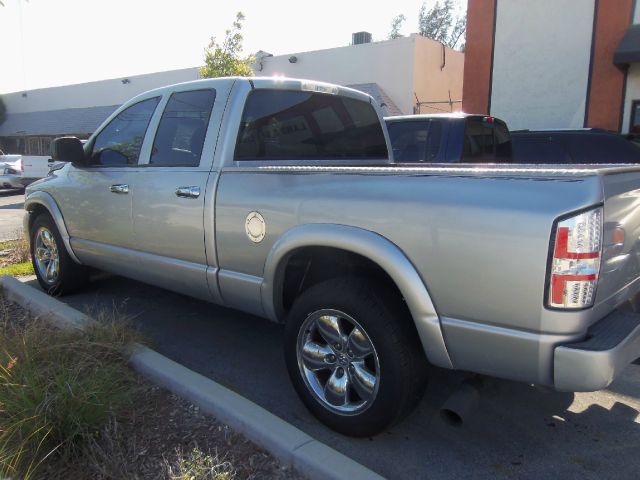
left=24, top=77, right=640, bottom=436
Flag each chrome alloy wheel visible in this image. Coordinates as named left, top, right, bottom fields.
left=296, top=309, right=381, bottom=415
left=34, top=227, right=60, bottom=284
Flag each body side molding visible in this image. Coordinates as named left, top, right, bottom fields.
left=261, top=224, right=453, bottom=369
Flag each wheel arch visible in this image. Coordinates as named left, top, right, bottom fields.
left=261, top=224, right=453, bottom=369
left=24, top=191, right=81, bottom=264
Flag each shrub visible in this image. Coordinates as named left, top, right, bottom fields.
left=0, top=304, right=137, bottom=479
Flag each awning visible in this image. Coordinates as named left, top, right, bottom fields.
left=0, top=105, right=118, bottom=137
left=614, top=24, right=640, bottom=66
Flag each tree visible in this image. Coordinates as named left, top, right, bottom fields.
left=389, top=14, right=406, bottom=39
left=200, top=12, right=254, bottom=78
left=449, top=14, right=467, bottom=50
left=417, top=1, right=466, bottom=49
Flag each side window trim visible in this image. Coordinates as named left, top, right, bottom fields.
left=136, top=94, right=170, bottom=166
left=87, top=96, right=161, bottom=168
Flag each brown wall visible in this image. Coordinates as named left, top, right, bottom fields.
left=462, top=0, right=496, bottom=114
left=585, top=0, right=634, bottom=130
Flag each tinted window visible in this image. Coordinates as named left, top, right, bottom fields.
left=90, top=97, right=159, bottom=166
left=511, top=135, right=571, bottom=164
left=568, top=134, right=640, bottom=163
left=150, top=89, right=216, bottom=167
left=387, top=120, right=443, bottom=162
left=234, top=90, right=388, bottom=161
left=462, top=118, right=512, bottom=162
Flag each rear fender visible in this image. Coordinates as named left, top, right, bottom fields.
left=261, top=223, right=453, bottom=369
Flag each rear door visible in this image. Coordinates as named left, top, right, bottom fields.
left=131, top=86, right=224, bottom=300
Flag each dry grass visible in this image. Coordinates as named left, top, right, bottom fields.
left=163, top=447, right=235, bottom=480
left=0, top=298, right=302, bottom=480
left=0, top=299, right=137, bottom=479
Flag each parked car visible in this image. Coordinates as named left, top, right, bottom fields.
left=24, top=77, right=640, bottom=437
left=0, top=163, right=24, bottom=189
left=511, top=129, right=640, bottom=164
left=0, top=153, right=51, bottom=189
left=385, top=113, right=512, bottom=163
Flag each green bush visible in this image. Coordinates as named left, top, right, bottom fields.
left=0, top=310, right=136, bottom=479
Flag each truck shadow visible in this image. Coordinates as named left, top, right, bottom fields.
left=42, top=274, right=640, bottom=480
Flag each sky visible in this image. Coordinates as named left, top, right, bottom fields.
left=0, top=0, right=466, bottom=94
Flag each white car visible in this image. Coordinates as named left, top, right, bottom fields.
left=0, top=163, right=25, bottom=189
left=0, top=154, right=50, bottom=190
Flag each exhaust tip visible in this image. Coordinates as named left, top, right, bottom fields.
left=438, top=376, right=483, bottom=427
left=440, top=408, right=464, bottom=427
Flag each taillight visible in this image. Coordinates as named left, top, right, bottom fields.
left=548, top=207, right=603, bottom=309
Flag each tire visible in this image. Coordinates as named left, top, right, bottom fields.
left=284, top=277, right=428, bottom=437
left=30, top=213, right=88, bottom=295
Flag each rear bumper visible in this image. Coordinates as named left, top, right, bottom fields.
left=554, top=308, right=640, bottom=391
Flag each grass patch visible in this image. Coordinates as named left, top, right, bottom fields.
left=0, top=232, right=32, bottom=276
left=0, top=261, right=33, bottom=276
left=0, top=301, right=138, bottom=479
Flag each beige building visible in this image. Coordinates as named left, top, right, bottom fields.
left=0, top=33, right=464, bottom=157
left=254, top=33, right=464, bottom=116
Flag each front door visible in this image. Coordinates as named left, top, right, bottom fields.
left=59, top=96, right=161, bottom=275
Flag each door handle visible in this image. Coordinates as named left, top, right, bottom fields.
left=110, top=184, right=129, bottom=194
left=175, top=186, right=200, bottom=199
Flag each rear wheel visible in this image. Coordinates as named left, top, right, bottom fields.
left=30, top=213, right=88, bottom=295
left=284, top=277, right=427, bottom=436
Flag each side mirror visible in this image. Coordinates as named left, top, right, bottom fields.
left=51, top=137, right=85, bottom=166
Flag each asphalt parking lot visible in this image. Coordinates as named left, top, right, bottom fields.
left=35, top=274, right=640, bottom=480
left=0, top=190, right=24, bottom=240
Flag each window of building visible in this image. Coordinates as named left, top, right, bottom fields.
left=631, top=101, right=640, bottom=134
left=234, top=90, right=388, bottom=161
left=150, top=89, right=216, bottom=167
left=89, top=97, right=160, bottom=166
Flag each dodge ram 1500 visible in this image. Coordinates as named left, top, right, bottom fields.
left=24, top=77, right=640, bottom=436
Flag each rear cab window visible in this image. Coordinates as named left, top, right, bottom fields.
left=386, top=120, right=444, bottom=162
left=462, top=117, right=512, bottom=162
left=234, top=90, right=388, bottom=161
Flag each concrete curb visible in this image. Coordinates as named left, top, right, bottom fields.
left=0, top=275, right=92, bottom=329
left=130, top=345, right=384, bottom=480
left=1, top=275, right=385, bottom=480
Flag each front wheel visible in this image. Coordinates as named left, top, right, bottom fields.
left=30, top=213, right=88, bottom=295
left=284, top=278, right=427, bottom=436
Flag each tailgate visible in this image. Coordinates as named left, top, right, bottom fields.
left=596, top=170, right=640, bottom=309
